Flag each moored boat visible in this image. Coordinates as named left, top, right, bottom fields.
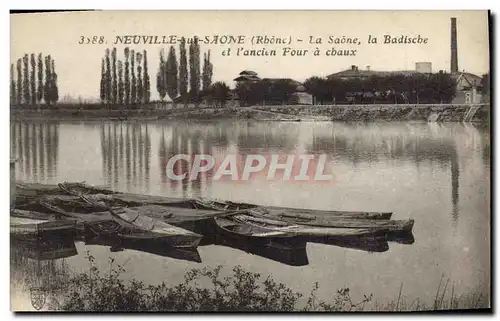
left=107, top=207, right=203, bottom=248
left=250, top=208, right=414, bottom=233
left=214, top=213, right=385, bottom=240
left=10, top=216, right=76, bottom=237
left=195, top=197, right=393, bottom=220
left=39, top=199, right=203, bottom=248
left=10, top=234, right=78, bottom=260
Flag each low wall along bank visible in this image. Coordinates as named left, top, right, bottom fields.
left=256, top=104, right=490, bottom=122
left=10, top=103, right=490, bottom=122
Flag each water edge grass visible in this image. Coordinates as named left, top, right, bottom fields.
left=46, top=252, right=489, bottom=312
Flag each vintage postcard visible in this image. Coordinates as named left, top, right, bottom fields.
left=9, top=10, right=490, bottom=312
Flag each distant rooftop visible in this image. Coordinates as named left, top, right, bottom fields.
left=327, top=65, right=422, bottom=79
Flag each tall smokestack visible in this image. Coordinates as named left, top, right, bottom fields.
left=451, top=17, right=458, bottom=73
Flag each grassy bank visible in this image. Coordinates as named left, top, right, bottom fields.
left=46, top=253, right=489, bottom=312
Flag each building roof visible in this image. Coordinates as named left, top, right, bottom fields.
left=261, top=78, right=302, bottom=86
left=452, top=71, right=483, bottom=87
left=327, top=68, right=421, bottom=79
left=234, top=75, right=261, bottom=82
left=239, top=70, right=258, bottom=76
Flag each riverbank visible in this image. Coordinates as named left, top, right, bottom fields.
left=41, top=257, right=489, bottom=312
left=10, top=103, right=490, bottom=122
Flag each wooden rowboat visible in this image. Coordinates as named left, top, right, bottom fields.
left=215, top=213, right=384, bottom=240
left=108, top=207, right=203, bottom=247
left=196, top=198, right=393, bottom=220
left=18, top=182, right=394, bottom=222
left=10, top=234, right=78, bottom=260
left=39, top=200, right=203, bottom=248
left=250, top=208, right=414, bottom=233
left=10, top=216, right=76, bottom=237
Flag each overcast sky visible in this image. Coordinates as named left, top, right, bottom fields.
left=10, top=10, right=490, bottom=101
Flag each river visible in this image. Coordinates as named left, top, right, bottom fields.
left=9, top=119, right=490, bottom=311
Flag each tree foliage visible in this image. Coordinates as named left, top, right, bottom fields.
left=118, top=60, right=124, bottom=105
left=16, top=59, right=22, bottom=105
left=143, top=50, right=150, bottom=104
left=50, top=59, right=59, bottom=104
left=236, top=79, right=297, bottom=106
left=179, top=37, right=189, bottom=104
left=43, top=55, right=52, bottom=105
left=166, top=46, right=179, bottom=101
left=124, top=47, right=130, bottom=105
left=302, top=73, right=457, bottom=105
left=100, top=58, right=106, bottom=103
left=156, top=49, right=167, bottom=100
left=30, top=54, right=36, bottom=105
left=10, top=64, right=16, bottom=104
left=130, top=49, right=136, bottom=105
left=209, top=81, right=231, bottom=108
left=189, top=37, right=201, bottom=103
left=37, top=53, right=43, bottom=104
left=202, top=50, right=213, bottom=91
left=23, top=54, right=30, bottom=104
left=111, top=48, right=118, bottom=104
left=105, top=49, right=111, bottom=104
left=136, top=52, right=143, bottom=104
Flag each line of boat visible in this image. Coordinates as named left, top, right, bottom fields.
left=11, top=181, right=416, bottom=262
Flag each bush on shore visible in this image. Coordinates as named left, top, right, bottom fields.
left=51, top=252, right=489, bottom=312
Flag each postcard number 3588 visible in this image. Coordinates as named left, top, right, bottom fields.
left=78, top=36, right=107, bottom=44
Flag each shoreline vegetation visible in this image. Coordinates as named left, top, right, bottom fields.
left=43, top=253, right=489, bottom=312
left=10, top=102, right=490, bottom=122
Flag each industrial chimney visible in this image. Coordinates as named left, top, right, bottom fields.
left=450, top=17, right=458, bottom=73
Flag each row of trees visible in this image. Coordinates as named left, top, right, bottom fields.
left=100, top=48, right=151, bottom=105
left=303, top=72, right=457, bottom=104
left=157, top=37, right=214, bottom=105
left=10, top=53, right=59, bottom=106
left=235, top=72, right=458, bottom=106
left=235, top=79, right=300, bottom=107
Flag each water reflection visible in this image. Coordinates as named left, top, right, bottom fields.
left=9, top=120, right=490, bottom=311
left=10, top=121, right=490, bottom=231
left=100, top=123, right=151, bottom=192
left=10, top=234, right=76, bottom=310
left=10, top=122, right=59, bottom=180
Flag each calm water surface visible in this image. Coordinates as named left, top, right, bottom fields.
left=10, top=120, right=490, bottom=310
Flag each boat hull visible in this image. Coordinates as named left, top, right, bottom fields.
left=10, top=217, right=76, bottom=238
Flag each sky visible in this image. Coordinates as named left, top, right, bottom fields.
left=10, top=10, right=490, bottom=101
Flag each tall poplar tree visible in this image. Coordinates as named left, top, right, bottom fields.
left=100, top=58, right=106, bottom=103
left=143, top=50, right=150, bottom=104
left=130, top=49, right=136, bottom=105
left=118, top=60, right=124, bottom=105
left=51, top=59, right=59, bottom=104
left=112, top=47, right=118, bottom=104
left=166, top=46, right=179, bottom=102
left=136, top=52, right=143, bottom=104
left=43, top=55, right=52, bottom=105
left=189, top=37, right=201, bottom=103
left=202, top=50, right=213, bottom=91
left=37, top=53, right=43, bottom=104
left=30, top=54, right=36, bottom=105
left=179, top=37, right=188, bottom=104
left=105, top=49, right=111, bottom=104
left=156, top=49, right=167, bottom=100
left=23, top=54, right=30, bottom=104
left=10, top=64, right=16, bottom=105
left=124, top=47, right=130, bottom=105
left=16, top=59, right=22, bottom=105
